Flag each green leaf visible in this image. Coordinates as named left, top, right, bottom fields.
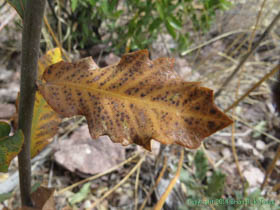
left=0, top=192, right=13, bottom=202
left=178, top=34, right=190, bottom=53
left=156, top=2, right=164, bottom=20
left=180, top=168, right=193, bottom=183
left=167, top=15, right=182, bottom=30
left=0, top=129, right=24, bottom=172
left=164, top=21, right=176, bottom=39
left=6, top=0, right=26, bottom=19
left=71, top=0, right=78, bottom=12
left=31, top=182, right=41, bottom=193
left=68, top=183, right=91, bottom=205
left=220, top=0, right=232, bottom=10
left=194, top=150, right=208, bottom=180
left=0, top=122, right=11, bottom=138
left=101, top=0, right=109, bottom=15
left=149, top=18, right=162, bottom=32
left=112, top=10, right=123, bottom=19
left=206, top=170, right=225, bottom=199
left=86, top=0, right=96, bottom=7
left=253, top=121, right=266, bottom=138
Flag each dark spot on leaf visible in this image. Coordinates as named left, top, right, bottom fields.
left=210, top=109, right=216, bottom=114
left=208, top=121, right=216, bottom=130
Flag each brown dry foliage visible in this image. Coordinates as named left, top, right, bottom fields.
left=38, top=50, right=232, bottom=150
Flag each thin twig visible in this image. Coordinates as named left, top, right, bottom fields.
left=231, top=0, right=266, bottom=186
left=225, top=64, right=280, bottom=112
left=43, top=16, right=70, bottom=61
left=201, top=144, right=215, bottom=169
left=231, top=67, right=244, bottom=184
left=0, top=9, right=16, bottom=32
left=233, top=115, right=280, bottom=144
left=272, top=183, right=280, bottom=192
left=261, top=145, right=280, bottom=190
left=139, top=156, right=168, bottom=210
left=231, top=121, right=244, bottom=181
left=134, top=159, right=141, bottom=210
left=87, top=155, right=145, bottom=209
left=57, top=152, right=140, bottom=194
left=154, top=148, right=184, bottom=210
left=225, top=33, right=245, bottom=56
left=181, top=29, right=248, bottom=56
left=47, top=0, right=58, bottom=22
left=17, top=0, right=46, bottom=206
left=215, top=11, right=280, bottom=98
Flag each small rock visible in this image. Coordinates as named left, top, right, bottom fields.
left=255, top=140, right=266, bottom=150
left=0, top=67, right=13, bottom=82
left=175, top=58, right=192, bottom=79
left=151, top=140, right=161, bottom=156
left=103, top=53, right=120, bottom=66
left=0, top=104, right=15, bottom=119
left=240, top=161, right=264, bottom=187
left=221, top=148, right=231, bottom=158
left=0, top=83, right=19, bottom=103
left=54, top=125, right=125, bottom=175
left=243, top=166, right=264, bottom=187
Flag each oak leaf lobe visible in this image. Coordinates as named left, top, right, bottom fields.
left=38, top=50, right=232, bottom=150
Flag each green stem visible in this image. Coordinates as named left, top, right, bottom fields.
left=18, top=0, right=46, bottom=206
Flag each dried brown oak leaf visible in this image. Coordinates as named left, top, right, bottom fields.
left=19, top=187, right=55, bottom=210
left=38, top=50, right=232, bottom=150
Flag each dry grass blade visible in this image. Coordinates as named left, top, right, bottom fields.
left=87, top=155, right=146, bottom=209
left=154, top=148, right=184, bottom=210
left=201, top=144, right=215, bottom=168
left=231, top=69, right=244, bottom=183
left=272, top=183, right=280, bottom=192
left=233, top=115, right=280, bottom=144
left=57, top=152, right=140, bottom=194
left=215, top=10, right=280, bottom=98
left=180, top=29, right=248, bottom=56
left=231, top=122, right=244, bottom=182
left=139, top=156, right=168, bottom=210
left=225, top=64, right=280, bottom=112
left=43, top=16, right=70, bottom=62
left=229, top=0, right=266, bottom=185
left=0, top=9, right=16, bottom=32
left=134, top=158, right=141, bottom=210
left=261, top=145, right=280, bottom=190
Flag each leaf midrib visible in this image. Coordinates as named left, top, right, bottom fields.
left=47, top=81, right=218, bottom=121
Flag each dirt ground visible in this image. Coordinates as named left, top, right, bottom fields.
left=0, top=0, right=280, bottom=209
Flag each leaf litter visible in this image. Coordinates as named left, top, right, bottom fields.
left=2, top=1, right=280, bottom=208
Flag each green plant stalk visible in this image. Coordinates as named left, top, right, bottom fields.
left=17, top=0, right=46, bottom=206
